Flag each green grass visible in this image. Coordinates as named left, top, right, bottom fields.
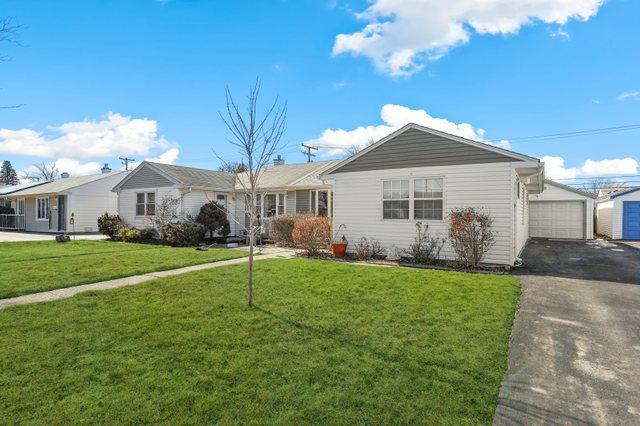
left=0, top=259, right=520, bottom=424
left=0, top=240, right=246, bottom=299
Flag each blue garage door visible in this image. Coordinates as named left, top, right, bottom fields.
left=623, top=201, right=640, bottom=240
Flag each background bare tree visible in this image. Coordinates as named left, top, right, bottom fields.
left=579, top=177, right=627, bottom=196
left=23, top=162, right=59, bottom=182
left=343, top=137, right=376, bottom=157
left=219, top=79, right=286, bottom=306
left=1, top=17, right=23, bottom=110
left=217, top=161, right=247, bottom=173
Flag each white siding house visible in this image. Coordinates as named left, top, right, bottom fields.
left=324, top=124, right=544, bottom=266
left=5, top=170, right=127, bottom=233
left=112, top=160, right=339, bottom=237
left=596, top=187, right=640, bottom=240
left=529, top=180, right=595, bottom=240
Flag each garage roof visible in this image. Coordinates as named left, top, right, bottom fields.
left=545, top=180, right=596, bottom=199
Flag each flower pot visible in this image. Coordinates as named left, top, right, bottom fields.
left=331, top=242, right=348, bottom=258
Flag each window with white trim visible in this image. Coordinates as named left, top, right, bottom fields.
left=309, top=189, right=332, bottom=217
left=382, top=180, right=409, bottom=219
left=413, top=178, right=443, bottom=220
left=135, top=192, right=156, bottom=216
left=256, top=193, right=285, bottom=218
left=36, top=197, right=49, bottom=220
left=216, top=194, right=228, bottom=211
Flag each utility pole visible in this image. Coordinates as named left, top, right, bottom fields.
left=119, top=157, right=135, bottom=171
left=300, top=144, right=318, bottom=163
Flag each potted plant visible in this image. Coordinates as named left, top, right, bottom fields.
left=331, top=224, right=348, bottom=258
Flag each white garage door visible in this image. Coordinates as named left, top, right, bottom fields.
left=529, top=201, right=584, bottom=239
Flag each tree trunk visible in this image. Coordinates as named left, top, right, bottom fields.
left=247, top=220, right=254, bottom=306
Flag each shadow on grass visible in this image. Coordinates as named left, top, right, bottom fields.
left=252, top=304, right=464, bottom=383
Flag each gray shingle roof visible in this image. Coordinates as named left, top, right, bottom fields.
left=148, top=162, right=237, bottom=190
left=235, top=160, right=340, bottom=190
left=0, top=181, right=47, bottom=195
left=7, top=171, right=129, bottom=197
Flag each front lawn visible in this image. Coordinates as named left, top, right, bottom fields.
left=0, top=259, right=520, bottom=424
left=0, top=240, right=246, bottom=299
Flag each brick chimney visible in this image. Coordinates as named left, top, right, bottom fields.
left=60, top=172, right=70, bottom=179
left=273, top=155, right=285, bottom=166
left=101, top=163, right=112, bottom=174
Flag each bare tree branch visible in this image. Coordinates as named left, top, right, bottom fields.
left=22, top=162, right=59, bottom=182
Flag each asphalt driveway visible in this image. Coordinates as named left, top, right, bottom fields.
left=495, top=239, right=640, bottom=425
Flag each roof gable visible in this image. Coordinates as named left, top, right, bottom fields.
left=325, top=123, right=537, bottom=175
left=611, top=187, right=640, bottom=199
left=113, top=162, right=236, bottom=191
left=545, top=180, right=596, bottom=199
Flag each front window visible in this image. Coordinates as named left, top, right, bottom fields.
left=309, top=190, right=332, bottom=217
left=36, top=197, right=49, bottom=220
left=216, top=194, right=228, bottom=211
left=383, top=180, right=409, bottom=219
left=136, top=192, right=156, bottom=216
left=255, top=193, right=285, bottom=219
left=413, top=178, right=443, bottom=220
left=264, top=194, right=277, bottom=217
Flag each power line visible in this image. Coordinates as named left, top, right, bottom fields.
left=311, top=123, right=640, bottom=149
left=552, top=174, right=640, bottom=181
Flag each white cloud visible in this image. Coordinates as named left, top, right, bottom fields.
left=18, top=158, right=102, bottom=181
left=0, top=112, right=173, bottom=159
left=542, top=155, right=638, bottom=180
left=333, top=0, right=604, bottom=76
left=617, top=91, right=639, bottom=101
left=332, top=81, right=348, bottom=89
left=145, top=148, right=180, bottom=165
left=303, top=103, right=510, bottom=155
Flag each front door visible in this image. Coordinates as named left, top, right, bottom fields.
left=58, top=195, right=67, bottom=231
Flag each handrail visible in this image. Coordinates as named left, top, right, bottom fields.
left=0, top=214, right=26, bottom=230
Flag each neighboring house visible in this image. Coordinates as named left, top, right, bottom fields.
left=529, top=180, right=595, bottom=240
left=111, top=159, right=340, bottom=235
left=596, top=187, right=640, bottom=240
left=4, top=170, right=128, bottom=233
left=322, top=123, right=544, bottom=266
left=0, top=181, right=47, bottom=208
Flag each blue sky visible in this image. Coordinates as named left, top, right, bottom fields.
left=0, top=0, right=638, bottom=182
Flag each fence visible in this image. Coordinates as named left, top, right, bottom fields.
left=0, top=214, right=26, bottom=230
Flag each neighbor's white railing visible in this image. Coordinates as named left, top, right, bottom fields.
left=0, top=214, right=26, bottom=230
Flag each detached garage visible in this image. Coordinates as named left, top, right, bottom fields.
left=529, top=180, right=595, bottom=240
left=596, top=187, right=640, bottom=240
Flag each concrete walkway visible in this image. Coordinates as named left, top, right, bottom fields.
left=0, top=231, right=106, bottom=242
left=0, top=247, right=294, bottom=310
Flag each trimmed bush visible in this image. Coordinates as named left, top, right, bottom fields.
left=164, top=222, right=206, bottom=247
left=137, top=228, right=160, bottom=243
left=97, top=213, right=124, bottom=240
left=196, top=201, right=230, bottom=238
left=118, top=227, right=141, bottom=243
left=292, top=216, right=331, bottom=256
left=269, top=214, right=305, bottom=247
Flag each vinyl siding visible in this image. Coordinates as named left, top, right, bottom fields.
left=596, top=200, right=613, bottom=238
left=120, top=165, right=174, bottom=189
left=23, top=195, right=57, bottom=232
left=118, top=187, right=178, bottom=229
left=295, top=190, right=310, bottom=213
left=331, top=162, right=517, bottom=266
left=335, top=128, right=521, bottom=173
left=286, top=191, right=296, bottom=214
left=65, top=173, right=124, bottom=232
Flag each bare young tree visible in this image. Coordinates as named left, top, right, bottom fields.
left=218, top=79, right=286, bottom=306
left=23, top=162, right=59, bottom=182
left=148, top=195, right=180, bottom=237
